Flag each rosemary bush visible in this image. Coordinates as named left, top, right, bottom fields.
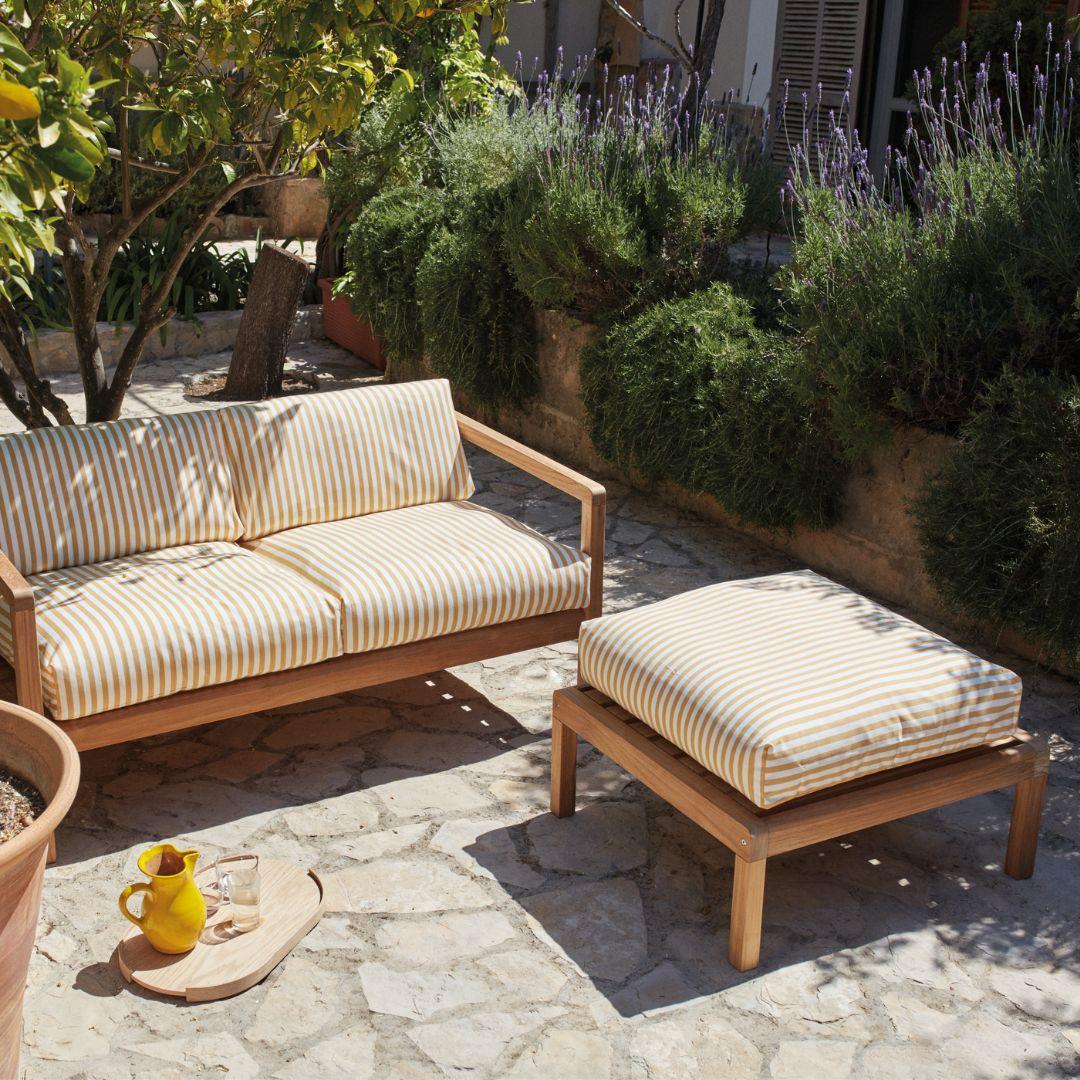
left=581, top=283, right=844, bottom=530
left=343, top=184, right=448, bottom=363
left=915, top=371, right=1080, bottom=663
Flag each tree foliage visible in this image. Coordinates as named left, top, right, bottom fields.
left=0, top=0, right=514, bottom=426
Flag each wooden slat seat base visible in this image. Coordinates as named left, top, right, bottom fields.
left=550, top=686, right=1050, bottom=972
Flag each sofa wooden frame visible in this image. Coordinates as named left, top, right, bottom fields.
left=0, top=413, right=606, bottom=753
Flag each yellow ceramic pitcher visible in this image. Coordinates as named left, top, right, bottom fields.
left=119, top=843, right=207, bottom=954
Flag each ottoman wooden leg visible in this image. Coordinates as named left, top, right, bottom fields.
left=551, top=715, right=578, bottom=818
left=729, top=857, right=766, bottom=971
left=1004, top=773, right=1047, bottom=880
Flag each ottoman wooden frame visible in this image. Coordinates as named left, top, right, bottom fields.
left=550, top=686, right=1049, bottom=971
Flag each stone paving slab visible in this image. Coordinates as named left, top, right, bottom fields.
left=2, top=352, right=1078, bottom=1078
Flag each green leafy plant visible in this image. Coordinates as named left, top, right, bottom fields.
left=582, top=283, right=844, bottom=531
left=915, top=371, right=1080, bottom=664
left=0, top=0, right=515, bottom=427
left=102, top=215, right=254, bottom=329
left=343, top=184, right=448, bottom=363
left=417, top=204, right=536, bottom=407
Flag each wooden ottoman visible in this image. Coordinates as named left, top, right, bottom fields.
left=550, top=571, right=1049, bottom=971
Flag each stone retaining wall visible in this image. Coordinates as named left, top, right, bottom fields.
left=15, top=305, right=323, bottom=375
left=398, top=308, right=1068, bottom=673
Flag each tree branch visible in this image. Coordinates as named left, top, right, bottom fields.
left=106, top=147, right=182, bottom=175
left=601, top=0, right=691, bottom=67
left=0, top=299, right=75, bottom=426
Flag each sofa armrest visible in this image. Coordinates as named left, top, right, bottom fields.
left=0, top=549, right=43, bottom=713
left=457, top=413, right=606, bottom=619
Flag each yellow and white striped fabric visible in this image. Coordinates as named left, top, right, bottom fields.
left=578, top=570, right=1022, bottom=808
left=246, top=500, right=590, bottom=654
left=218, top=380, right=474, bottom=540
left=0, top=410, right=242, bottom=576
left=0, top=542, right=342, bottom=720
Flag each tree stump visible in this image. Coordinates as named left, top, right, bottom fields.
left=224, top=243, right=311, bottom=400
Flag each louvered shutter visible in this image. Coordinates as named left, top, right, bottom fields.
left=769, top=0, right=870, bottom=170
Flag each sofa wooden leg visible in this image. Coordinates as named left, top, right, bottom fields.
left=551, top=715, right=578, bottom=818
left=1004, top=773, right=1047, bottom=880
left=47, top=832, right=57, bottom=865
left=729, top=856, right=766, bottom=971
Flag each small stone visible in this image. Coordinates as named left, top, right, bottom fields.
left=365, top=767, right=490, bottom=819
left=22, top=983, right=121, bottom=1061
left=860, top=1044, right=945, bottom=1080
left=332, top=822, right=428, bottom=862
left=606, top=962, right=699, bottom=1019
left=359, top=962, right=495, bottom=1020
left=265, top=708, right=391, bottom=750
left=724, top=959, right=863, bottom=1024
left=509, top=1029, right=613, bottom=1078
left=407, top=1011, right=557, bottom=1074
left=380, top=729, right=496, bottom=770
left=521, top=879, right=647, bottom=982
left=204, top=749, right=284, bottom=782
left=479, top=951, right=570, bottom=1002
left=36, top=929, right=77, bottom=964
left=376, top=911, right=517, bottom=964
left=881, top=992, right=961, bottom=1041
left=527, top=802, right=647, bottom=874
left=332, top=858, right=492, bottom=913
left=284, top=789, right=381, bottom=837
left=629, top=1017, right=762, bottom=1080
left=102, top=771, right=162, bottom=798
left=142, top=739, right=219, bottom=768
left=770, top=1040, right=856, bottom=1079
left=133, top=1033, right=259, bottom=1078
left=201, top=713, right=271, bottom=748
left=431, top=817, right=544, bottom=889
left=247, top=957, right=338, bottom=1046
left=274, top=1025, right=377, bottom=1079
left=990, top=964, right=1080, bottom=1023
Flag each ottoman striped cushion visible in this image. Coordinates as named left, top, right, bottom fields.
left=577, top=570, right=1022, bottom=808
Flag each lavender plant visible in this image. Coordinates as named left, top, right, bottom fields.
left=782, top=23, right=1080, bottom=459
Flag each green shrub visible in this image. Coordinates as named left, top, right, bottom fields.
left=417, top=205, right=537, bottom=407
left=581, top=283, right=845, bottom=530
left=343, top=184, right=448, bottom=362
left=640, top=158, right=747, bottom=297
left=504, top=175, right=648, bottom=318
left=916, top=371, right=1080, bottom=664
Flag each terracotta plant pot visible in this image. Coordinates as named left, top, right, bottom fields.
left=0, top=703, right=80, bottom=1077
left=318, top=278, right=387, bottom=370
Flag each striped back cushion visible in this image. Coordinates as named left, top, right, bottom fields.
left=579, top=570, right=1023, bottom=808
left=217, top=380, right=474, bottom=540
left=0, top=411, right=242, bottom=575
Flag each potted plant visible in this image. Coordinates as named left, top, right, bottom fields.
left=317, top=275, right=387, bottom=370
left=0, top=703, right=80, bottom=1077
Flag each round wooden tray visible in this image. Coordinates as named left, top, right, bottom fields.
left=118, top=858, right=324, bottom=1002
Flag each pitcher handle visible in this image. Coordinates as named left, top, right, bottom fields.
left=119, top=882, right=151, bottom=928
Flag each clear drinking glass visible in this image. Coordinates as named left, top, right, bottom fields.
left=216, top=853, right=261, bottom=932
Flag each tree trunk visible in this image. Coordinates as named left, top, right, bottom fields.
left=223, top=244, right=311, bottom=400
left=0, top=300, right=74, bottom=428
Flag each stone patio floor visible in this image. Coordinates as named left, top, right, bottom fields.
left=5, top=345, right=1080, bottom=1078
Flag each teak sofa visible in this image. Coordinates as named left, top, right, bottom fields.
left=0, top=380, right=604, bottom=752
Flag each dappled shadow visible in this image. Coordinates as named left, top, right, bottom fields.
left=468, top=780, right=1077, bottom=1021
left=47, top=670, right=536, bottom=866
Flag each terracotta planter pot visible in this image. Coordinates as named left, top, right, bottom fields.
left=318, top=278, right=386, bottom=370
left=0, top=704, right=80, bottom=1077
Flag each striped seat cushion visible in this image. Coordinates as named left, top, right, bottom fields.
left=245, top=500, right=590, bottom=654
left=578, top=570, right=1022, bottom=808
left=0, top=542, right=341, bottom=721
left=0, top=410, right=242, bottom=575
left=217, top=380, right=474, bottom=540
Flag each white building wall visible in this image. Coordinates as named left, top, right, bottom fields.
left=491, top=0, right=779, bottom=106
